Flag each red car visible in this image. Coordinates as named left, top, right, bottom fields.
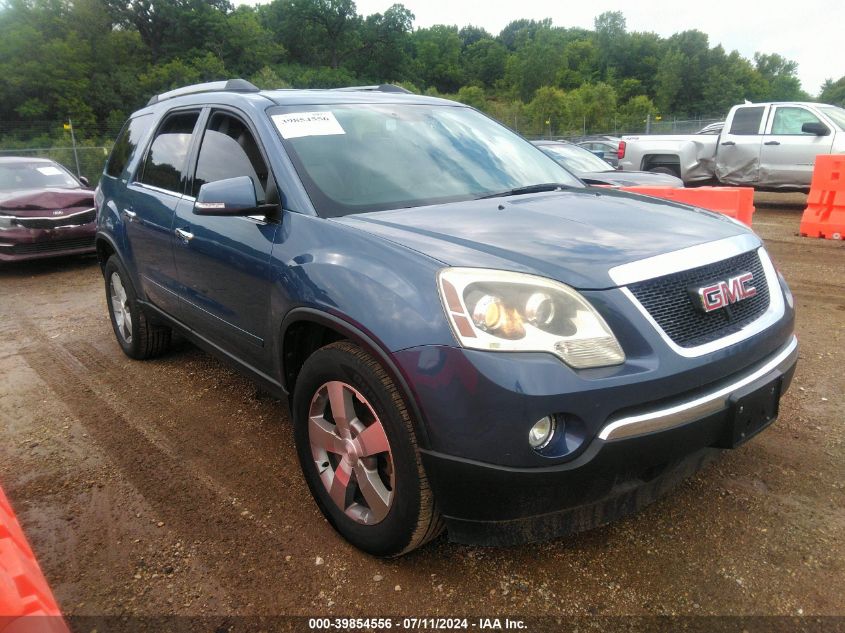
left=0, top=157, right=96, bottom=262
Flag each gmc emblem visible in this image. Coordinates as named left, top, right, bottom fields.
left=692, top=272, right=757, bottom=313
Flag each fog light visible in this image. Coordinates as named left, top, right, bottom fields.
left=528, top=415, right=556, bottom=450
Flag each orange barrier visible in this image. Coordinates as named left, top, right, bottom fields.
left=620, top=186, right=755, bottom=227
left=800, top=155, right=845, bottom=240
left=0, top=486, right=69, bottom=633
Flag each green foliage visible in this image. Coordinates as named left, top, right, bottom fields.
left=819, top=76, right=845, bottom=106
left=456, top=86, right=487, bottom=111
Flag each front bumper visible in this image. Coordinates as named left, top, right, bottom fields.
left=0, top=223, right=96, bottom=262
left=413, top=335, right=798, bottom=545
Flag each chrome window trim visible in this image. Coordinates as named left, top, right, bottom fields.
left=608, top=233, right=762, bottom=286
left=599, top=335, right=798, bottom=441
left=129, top=182, right=185, bottom=198
left=620, top=246, right=784, bottom=358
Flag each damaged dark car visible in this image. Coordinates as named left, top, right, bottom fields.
left=0, top=157, right=96, bottom=262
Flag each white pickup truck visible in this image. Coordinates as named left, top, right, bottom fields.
left=618, top=102, right=845, bottom=189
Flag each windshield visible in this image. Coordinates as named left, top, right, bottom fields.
left=268, top=104, right=581, bottom=217
left=536, top=143, right=614, bottom=173
left=0, top=161, right=80, bottom=192
left=819, top=106, right=845, bottom=131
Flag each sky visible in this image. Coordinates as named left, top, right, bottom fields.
left=238, top=0, right=844, bottom=98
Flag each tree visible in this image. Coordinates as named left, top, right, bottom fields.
left=565, top=82, right=617, bottom=132
left=593, top=10, right=626, bottom=79
left=526, top=86, right=567, bottom=135
left=753, top=52, right=807, bottom=101
left=456, top=86, right=486, bottom=111
left=353, top=4, right=414, bottom=82
left=463, top=38, right=507, bottom=88
left=819, top=76, right=845, bottom=106
left=263, top=0, right=362, bottom=69
left=412, top=25, right=463, bottom=93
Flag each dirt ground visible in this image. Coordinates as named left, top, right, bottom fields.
left=1, top=195, right=843, bottom=626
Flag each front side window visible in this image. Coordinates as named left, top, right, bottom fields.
left=138, top=112, right=199, bottom=194
left=193, top=113, right=270, bottom=203
left=729, top=106, right=765, bottom=135
left=106, top=114, right=153, bottom=178
left=268, top=104, right=582, bottom=217
left=771, top=107, right=826, bottom=135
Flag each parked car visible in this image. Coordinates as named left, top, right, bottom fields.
left=533, top=140, right=684, bottom=187
left=618, top=102, right=845, bottom=188
left=96, top=80, right=798, bottom=556
left=0, top=157, right=95, bottom=262
left=575, top=136, right=621, bottom=167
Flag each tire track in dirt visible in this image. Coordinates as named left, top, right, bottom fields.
left=12, top=319, right=328, bottom=612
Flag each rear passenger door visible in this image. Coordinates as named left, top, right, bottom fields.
left=126, top=110, right=201, bottom=315
left=715, top=105, right=767, bottom=185
left=759, top=105, right=834, bottom=187
left=172, top=109, right=279, bottom=371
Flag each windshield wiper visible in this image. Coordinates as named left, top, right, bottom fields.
left=476, top=183, right=574, bottom=199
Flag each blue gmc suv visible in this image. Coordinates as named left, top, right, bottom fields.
left=95, top=80, right=798, bottom=556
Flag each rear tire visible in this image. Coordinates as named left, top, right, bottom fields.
left=292, top=341, right=443, bottom=556
left=104, top=256, right=171, bottom=360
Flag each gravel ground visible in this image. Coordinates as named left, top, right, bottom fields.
left=0, top=196, right=843, bottom=627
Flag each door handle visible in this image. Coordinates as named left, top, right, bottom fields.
left=764, top=141, right=780, bottom=146
left=720, top=141, right=736, bottom=146
left=123, top=209, right=137, bottom=221
left=175, top=228, right=194, bottom=242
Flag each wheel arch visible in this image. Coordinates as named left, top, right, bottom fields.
left=277, top=307, right=432, bottom=449
left=95, top=232, right=120, bottom=272
left=641, top=153, right=682, bottom=172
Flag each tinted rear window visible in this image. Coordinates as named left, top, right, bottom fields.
left=729, top=107, right=765, bottom=135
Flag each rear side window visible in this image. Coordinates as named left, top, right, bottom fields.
left=192, top=112, right=270, bottom=203
left=771, top=107, right=825, bottom=135
left=138, top=111, right=200, bottom=194
left=106, top=114, right=153, bottom=178
left=729, top=107, right=765, bottom=135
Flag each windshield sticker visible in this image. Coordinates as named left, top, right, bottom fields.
left=272, top=112, right=345, bottom=139
left=37, top=166, right=64, bottom=176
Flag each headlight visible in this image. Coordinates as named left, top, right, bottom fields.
left=438, top=268, right=625, bottom=369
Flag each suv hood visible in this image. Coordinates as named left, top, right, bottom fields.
left=333, top=188, right=750, bottom=289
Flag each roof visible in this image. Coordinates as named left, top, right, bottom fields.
left=138, top=79, right=460, bottom=115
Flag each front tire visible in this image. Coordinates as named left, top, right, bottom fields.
left=292, top=341, right=443, bottom=556
left=104, top=256, right=171, bottom=360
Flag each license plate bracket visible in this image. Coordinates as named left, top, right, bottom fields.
left=722, top=376, right=782, bottom=448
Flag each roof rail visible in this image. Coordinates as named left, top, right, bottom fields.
left=331, top=84, right=412, bottom=94
left=146, top=79, right=260, bottom=106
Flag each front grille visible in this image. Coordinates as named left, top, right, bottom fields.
left=15, top=208, right=96, bottom=229
left=10, top=236, right=95, bottom=255
left=628, top=250, right=770, bottom=348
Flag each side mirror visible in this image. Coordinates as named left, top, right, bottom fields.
left=78, top=176, right=90, bottom=187
left=802, top=122, right=829, bottom=136
left=195, top=176, right=262, bottom=216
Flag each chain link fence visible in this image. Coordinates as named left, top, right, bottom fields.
left=0, top=120, right=123, bottom=186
